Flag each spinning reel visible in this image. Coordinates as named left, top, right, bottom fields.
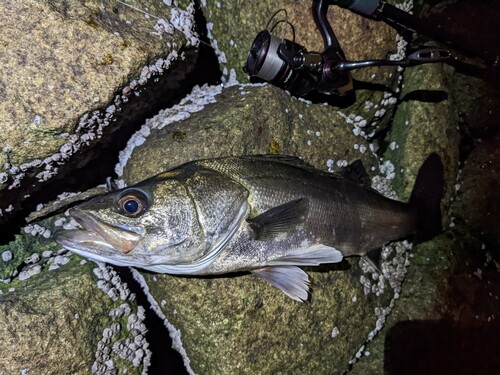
left=244, top=0, right=453, bottom=97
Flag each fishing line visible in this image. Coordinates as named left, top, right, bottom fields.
left=115, top=0, right=213, bottom=48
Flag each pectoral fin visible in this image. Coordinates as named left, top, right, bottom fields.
left=247, top=198, right=308, bottom=240
left=267, top=244, right=343, bottom=266
left=252, top=266, right=310, bottom=302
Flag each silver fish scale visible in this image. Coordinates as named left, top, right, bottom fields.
left=195, top=156, right=413, bottom=262
left=198, top=157, right=353, bottom=226
left=139, top=179, right=203, bottom=259
left=182, top=168, right=249, bottom=240
left=56, top=154, right=438, bottom=300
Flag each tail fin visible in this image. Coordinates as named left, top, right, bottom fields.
left=409, top=153, right=445, bottom=243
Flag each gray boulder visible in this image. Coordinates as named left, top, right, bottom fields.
left=114, top=81, right=432, bottom=374
left=0, top=0, right=198, bottom=223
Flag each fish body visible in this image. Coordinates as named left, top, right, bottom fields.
left=56, top=155, right=443, bottom=301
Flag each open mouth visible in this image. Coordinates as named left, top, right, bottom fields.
left=61, top=207, right=144, bottom=254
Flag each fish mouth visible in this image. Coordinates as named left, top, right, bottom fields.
left=56, top=207, right=144, bottom=256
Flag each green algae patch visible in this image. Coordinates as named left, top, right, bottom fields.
left=0, top=232, right=60, bottom=281
left=0, top=212, right=150, bottom=374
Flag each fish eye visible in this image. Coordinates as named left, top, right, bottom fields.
left=118, top=190, right=148, bottom=217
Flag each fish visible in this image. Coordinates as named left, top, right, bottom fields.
left=55, top=154, right=444, bottom=301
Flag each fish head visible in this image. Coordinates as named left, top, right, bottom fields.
left=55, top=176, right=206, bottom=269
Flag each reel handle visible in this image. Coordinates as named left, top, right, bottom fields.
left=335, top=48, right=452, bottom=72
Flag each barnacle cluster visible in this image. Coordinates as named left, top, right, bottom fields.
left=92, top=264, right=152, bottom=374
left=131, top=269, right=196, bottom=375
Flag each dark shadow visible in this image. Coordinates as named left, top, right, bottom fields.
left=114, top=266, right=188, bottom=375
left=304, top=259, right=352, bottom=273
left=253, top=78, right=398, bottom=108
left=303, top=89, right=357, bottom=108
left=413, top=1, right=499, bottom=68
left=401, top=89, right=448, bottom=103
left=384, top=319, right=499, bottom=375
left=244, top=75, right=358, bottom=108
left=352, top=79, right=397, bottom=95
left=448, top=58, right=500, bottom=88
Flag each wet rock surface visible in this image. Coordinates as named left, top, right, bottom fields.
left=349, top=14, right=500, bottom=375
left=1, top=0, right=498, bottom=374
left=0, top=0, right=199, bottom=225
left=350, top=135, right=499, bottom=375
left=0, top=228, right=149, bottom=374
left=118, top=83, right=378, bottom=185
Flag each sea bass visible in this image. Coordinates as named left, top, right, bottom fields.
left=55, top=154, right=444, bottom=301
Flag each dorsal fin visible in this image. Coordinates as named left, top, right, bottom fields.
left=247, top=199, right=308, bottom=240
left=252, top=155, right=313, bottom=168
left=341, top=160, right=371, bottom=187
left=363, top=248, right=383, bottom=274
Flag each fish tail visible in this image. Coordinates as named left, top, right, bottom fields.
left=409, top=153, right=445, bottom=243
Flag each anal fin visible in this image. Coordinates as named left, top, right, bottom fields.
left=251, top=245, right=343, bottom=302
left=252, top=266, right=310, bottom=302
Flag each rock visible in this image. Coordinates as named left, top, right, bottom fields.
left=117, top=83, right=378, bottom=185
left=0, top=0, right=198, bottom=223
left=0, top=245, right=148, bottom=374
left=349, top=234, right=459, bottom=374
left=2, top=1, right=496, bottom=374
left=350, top=136, right=500, bottom=374
left=349, top=57, right=499, bottom=375
left=0, top=1, right=416, bottom=373
left=202, top=0, right=402, bottom=82
left=383, top=63, right=460, bottom=201
left=450, top=136, right=499, bottom=248
left=135, top=256, right=404, bottom=375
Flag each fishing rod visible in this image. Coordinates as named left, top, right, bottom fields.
left=244, top=0, right=493, bottom=98
left=334, top=0, right=496, bottom=65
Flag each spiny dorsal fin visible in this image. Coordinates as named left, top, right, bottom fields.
left=247, top=198, right=308, bottom=240
left=341, top=160, right=371, bottom=187
left=363, top=248, right=383, bottom=274
left=252, top=266, right=310, bottom=302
